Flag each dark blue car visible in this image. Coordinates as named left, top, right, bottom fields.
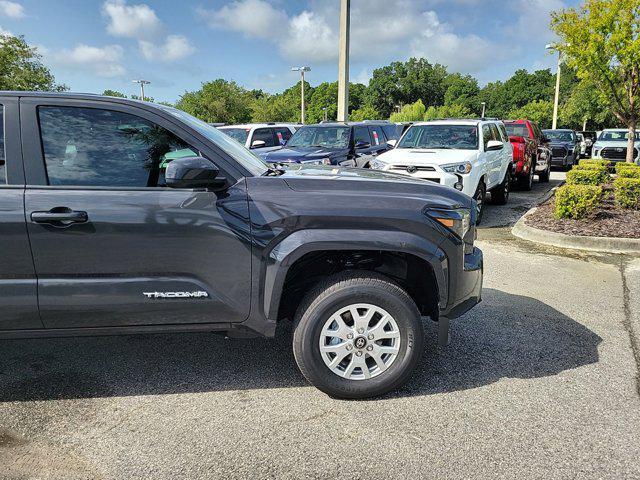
left=262, top=122, right=399, bottom=168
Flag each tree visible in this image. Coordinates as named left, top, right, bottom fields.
left=366, top=58, right=449, bottom=118
left=350, top=105, right=382, bottom=121
left=552, top=0, right=640, bottom=162
left=305, top=82, right=369, bottom=123
left=508, top=100, right=555, bottom=129
left=561, top=79, right=618, bottom=130
left=389, top=99, right=426, bottom=122
left=444, top=74, right=481, bottom=114
left=423, top=104, right=474, bottom=121
left=102, top=89, right=127, bottom=98
left=0, top=35, right=66, bottom=91
left=175, top=79, right=253, bottom=124
left=251, top=81, right=312, bottom=123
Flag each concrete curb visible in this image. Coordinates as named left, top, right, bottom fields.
left=512, top=208, right=640, bottom=254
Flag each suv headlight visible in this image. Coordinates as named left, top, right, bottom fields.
left=442, top=161, right=472, bottom=174
left=369, top=158, right=387, bottom=170
left=425, top=208, right=472, bottom=239
left=301, top=158, right=331, bottom=165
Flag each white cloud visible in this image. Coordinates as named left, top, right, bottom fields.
left=54, top=44, right=126, bottom=78
left=197, top=0, right=287, bottom=39
left=0, top=25, right=12, bottom=36
left=509, top=0, right=565, bottom=43
left=102, top=0, right=161, bottom=39
left=139, top=34, right=195, bottom=62
left=0, top=1, right=25, bottom=19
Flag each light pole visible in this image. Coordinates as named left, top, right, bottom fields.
left=481, top=102, right=486, bottom=118
left=337, top=0, right=351, bottom=122
left=546, top=43, right=567, bottom=130
left=132, top=79, right=150, bottom=101
left=291, top=66, right=311, bottom=124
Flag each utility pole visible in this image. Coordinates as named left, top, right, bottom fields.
left=481, top=102, right=486, bottom=118
left=132, top=79, right=150, bottom=101
left=546, top=43, right=567, bottom=130
left=291, top=66, right=311, bottom=124
left=337, top=0, right=350, bottom=122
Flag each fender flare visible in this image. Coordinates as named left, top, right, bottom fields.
left=261, top=228, right=448, bottom=320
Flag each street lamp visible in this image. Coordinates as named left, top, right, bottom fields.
left=481, top=102, right=486, bottom=118
left=132, top=79, right=150, bottom=101
left=546, top=43, right=568, bottom=130
left=291, top=66, right=311, bottom=124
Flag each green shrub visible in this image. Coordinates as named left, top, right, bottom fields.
left=579, top=159, right=610, bottom=168
left=613, top=177, right=640, bottom=209
left=574, top=163, right=607, bottom=173
left=615, top=162, right=640, bottom=173
left=566, top=168, right=610, bottom=186
left=618, top=167, right=640, bottom=179
left=554, top=185, right=604, bottom=219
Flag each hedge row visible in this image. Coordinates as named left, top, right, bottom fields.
left=554, top=185, right=603, bottom=219
left=614, top=177, right=640, bottom=209
left=579, top=159, right=611, bottom=169
left=615, top=162, right=640, bottom=173
left=566, top=168, right=610, bottom=186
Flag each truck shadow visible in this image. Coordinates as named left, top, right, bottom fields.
left=0, top=289, right=600, bottom=401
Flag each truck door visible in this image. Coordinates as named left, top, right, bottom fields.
left=20, top=98, right=252, bottom=329
left=0, top=97, right=41, bottom=331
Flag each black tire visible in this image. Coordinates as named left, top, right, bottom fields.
left=538, top=164, right=550, bottom=183
left=491, top=168, right=511, bottom=205
left=517, top=157, right=535, bottom=191
left=473, top=180, right=486, bottom=225
left=292, top=271, right=424, bottom=399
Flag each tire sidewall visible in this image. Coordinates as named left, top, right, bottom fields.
left=294, top=282, right=423, bottom=399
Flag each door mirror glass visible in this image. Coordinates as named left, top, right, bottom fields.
left=165, top=156, right=227, bottom=190
left=251, top=140, right=266, bottom=149
left=486, top=140, right=504, bottom=151
left=355, top=140, right=371, bottom=150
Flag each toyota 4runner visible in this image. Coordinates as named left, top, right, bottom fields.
left=0, top=92, right=483, bottom=399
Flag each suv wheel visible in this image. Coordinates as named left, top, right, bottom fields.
left=293, top=271, right=424, bottom=399
left=473, top=181, right=486, bottom=225
left=518, top=158, right=534, bottom=191
left=491, top=169, right=511, bottom=205
left=538, top=163, right=550, bottom=183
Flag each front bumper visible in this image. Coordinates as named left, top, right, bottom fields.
left=382, top=166, right=476, bottom=197
left=534, top=156, right=548, bottom=173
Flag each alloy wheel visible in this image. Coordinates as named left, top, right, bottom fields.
left=319, top=303, right=401, bottom=380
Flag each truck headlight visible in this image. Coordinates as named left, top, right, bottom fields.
left=442, top=161, right=472, bottom=174
left=369, top=158, right=387, bottom=170
left=425, top=208, right=472, bottom=240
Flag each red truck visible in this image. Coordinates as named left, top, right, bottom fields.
left=504, top=119, right=551, bottom=189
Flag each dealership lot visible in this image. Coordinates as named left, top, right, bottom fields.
left=1, top=173, right=639, bottom=479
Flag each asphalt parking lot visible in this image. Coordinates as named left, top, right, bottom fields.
left=1, top=171, right=640, bottom=480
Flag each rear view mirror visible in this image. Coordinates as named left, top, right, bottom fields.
left=165, top=156, right=227, bottom=190
left=386, top=139, right=397, bottom=148
left=486, top=140, right=504, bottom=151
left=251, top=140, right=266, bottom=149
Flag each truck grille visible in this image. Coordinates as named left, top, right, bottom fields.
left=601, top=147, right=637, bottom=160
left=390, top=165, right=436, bottom=173
left=551, top=147, right=567, bottom=158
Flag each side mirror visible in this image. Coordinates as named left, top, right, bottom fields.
left=386, top=139, right=397, bottom=148
left=486, top=140, right=504, bottom=151
left=355, top=140, right=371, bottom=150
left=165, top=156, right=227, bottom=190
left=251, top=140, right=266, bottom=149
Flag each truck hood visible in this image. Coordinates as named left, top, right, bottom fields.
left=547, top=140, right=575, bottom=148
left=377, top=148, right=478, bottom=166
left=593, top=140, right=640, bottom=149
left=263, top=146, right=349, bottom=163
left=278, top=164, right=470, bottom=209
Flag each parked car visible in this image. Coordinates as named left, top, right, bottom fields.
left=0, top=92, right=483, bottom=399
left=218, top=123, right=298, bottom=155
left=370, top=119, right=513, bottom=223
left=579, top=130, right=598, bottom=157
left=576, top=133, right=587, bottom=158
left=504, top=119, right=550, bottom=188
left=542, top=129, right=580, bottom=170
left=262, top=122, right=396, bottom=167
left=592, top=128, right=640, bottom=165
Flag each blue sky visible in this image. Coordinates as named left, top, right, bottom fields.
left=0, top=0, right=581, bottom=103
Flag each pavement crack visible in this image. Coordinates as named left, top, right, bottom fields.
left=619, top=258, right=640, bottom=398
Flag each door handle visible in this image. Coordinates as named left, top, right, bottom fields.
left=31, top=207, right=88, bottom=227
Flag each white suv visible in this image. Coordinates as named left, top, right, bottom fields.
left=218, top=123, right=299, bottom=156
left=371, top=119, right=513, bottom=222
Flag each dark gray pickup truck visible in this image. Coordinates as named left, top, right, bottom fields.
left=0, top=92, right=483, bottom=398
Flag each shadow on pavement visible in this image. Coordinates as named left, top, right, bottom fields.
left=0, top=289, right=600, bottom=401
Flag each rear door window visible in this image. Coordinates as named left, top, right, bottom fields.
left=382, top=124, right=399, bottom=141
left=368, top=126, right=386, bottom=146
left=354, top=126, right=372, bottom=147
left=482, top=124, right=492, bottom=149
left=274, top=127, right=292, bottom=146
left=251, top=128, right=276, bottom=148
left=0, top=105, right=5, bottom=184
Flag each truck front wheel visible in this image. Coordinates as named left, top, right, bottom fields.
left=293, top=271, right=424, bottom=399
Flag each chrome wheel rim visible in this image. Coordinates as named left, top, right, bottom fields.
left=319, top=303, right=401, bottom=380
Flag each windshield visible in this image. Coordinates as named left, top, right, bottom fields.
left=219, top=128, right=250, bottom=144
left=504, top=123, right=530, bottom=138
left=398, top=124, right=478, bottom=150
left=543, top=130, right=574, bottom=142
left=287, top=126, right=350, bottom=149
left=161, top=107, right=268, bottom=176
left=599, top=130, right=640, bottom=141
